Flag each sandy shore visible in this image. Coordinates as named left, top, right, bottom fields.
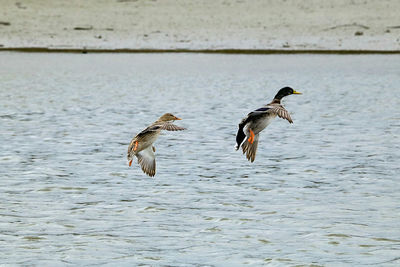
left=1, top=0, right=399, bottom=51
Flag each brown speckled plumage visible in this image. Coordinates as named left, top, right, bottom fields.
left=127, top=113, right=185, bottom=177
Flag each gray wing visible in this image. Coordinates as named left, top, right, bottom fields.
left=247, top=107, right=271, bottom=117
left=136, top=124, right=162, bottom=137
left=243, top=107, right=272, bottom=124
left=136, top=146, right=156, bottom=177
left=159, top=123, right=186, bottom=131
left=269, top=106, right=293, bottom=123
left=245, top=105, right=292, bottom=123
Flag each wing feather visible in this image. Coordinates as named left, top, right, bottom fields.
left=136, top=125, right=161, bottom=137
left=270, top=106, right=293, bottom=123
left=136, top=146, right=156, bottom=177
left=247, top=107, right=270, bottom=118
left=159, top=123, right=186, bottom=131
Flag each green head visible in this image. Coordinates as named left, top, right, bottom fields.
left=274, top=87, right=302, bottom=100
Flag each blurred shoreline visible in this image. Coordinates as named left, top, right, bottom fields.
left=1, top=48, right=400, bottom=54
left=1, top=0, right=399, bottom=52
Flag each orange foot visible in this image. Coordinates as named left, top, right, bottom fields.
left=248, top=129, right=255, bottom=144
left=133, top=141, right=138, bottom=151
left=129, top=160, right=133, bottom=167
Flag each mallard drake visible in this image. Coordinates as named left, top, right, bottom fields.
left=127, top=113, right=185, bottom=177
left=235, top=87, right=301, bottom=162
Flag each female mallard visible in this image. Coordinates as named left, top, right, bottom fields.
left=127, top=113, right=185, bottom=177
left=235, top=87, right=301, bottom=162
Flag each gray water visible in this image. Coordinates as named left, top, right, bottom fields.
left=0, top=53, right=399, bottom=266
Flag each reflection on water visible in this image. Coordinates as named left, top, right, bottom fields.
left=0, top=53, right=399, bottom=265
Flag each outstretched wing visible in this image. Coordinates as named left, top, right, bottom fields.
left=270, top=106, right=293, bottom=123
left=247, top=107, right=271, bottom=118
left=239, top=107, right=271, bottom=126
left=159, top=123, right=186, bottom=131
left=136, top=146, right=156, bottom=177
left=136, top=124, right=162, bottom=137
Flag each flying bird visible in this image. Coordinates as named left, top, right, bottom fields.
left=235, top=86, right=301, bottom=162
left=127, top=113, right=185, bottom=177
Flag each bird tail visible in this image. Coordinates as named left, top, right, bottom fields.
left=241, top=134, right=259, bottom=162
left=235, top=121, right=246, bottom=150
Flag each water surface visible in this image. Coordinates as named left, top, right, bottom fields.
left=0, top=53, right=399, bottom=266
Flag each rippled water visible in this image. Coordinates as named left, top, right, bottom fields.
left=0, top=53, right=399, bottom=266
